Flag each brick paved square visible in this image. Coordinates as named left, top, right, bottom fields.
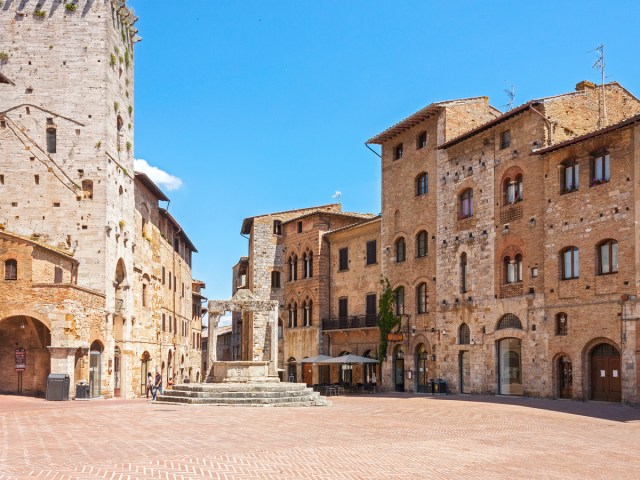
left=1, top=393, right=640, bottom=479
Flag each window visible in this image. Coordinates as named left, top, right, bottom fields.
left=271, top=271, right=281, bottom=288
left=273, top=220, right=282, bottom=235
left=504, top=254, right=523, bottom=284
left=162, top=313, right=166, bottom=332
left=46, top=127, right=56, bottom=153
left=169, top=272, right=172, bottom=289
left=82, top=179, right=93, bottom=199
left=303, top=300, right=313, bottom=327
left=496, top=313, right=522, bottom=330
left=162, top=267, right=165, bottom=285
left=416, top=283, right=427, bottom=314
left=591, top=152, right=610, bottom=185
left=459, top=323, right=470, bottom=345
left=500, top=130, right=511, bottom=149
left=561, top=247, right=579, bottom=280
left=460, top=253, right=468, bottom=293
left=4, top=259, right=17, bottom=281
left=556, top=313, right=568, bottom=336
left=416, top=173, right=428, bottom=196
left=338, top=247, right=348, bottom=271
left=416, top=231, right=427, bottom=258
left=459, top=188, right=473, bottom=219
left=54, top=266, right=63, bottom=284
left=504, top=174, right=523, bottom=204
left=338, top=297, right=348, bottom=320
left=394, top=143, right=403, bottom=160
left=561, top=158, right=579, bottom=193
left=288, top=255, right=298, bottom=281
left=395, top=237, right=406, bottom=263
left=278, top=320, right=283, bottom=339
left=142, top=283, right=148, bottom=306
left=366, top=240, right=377, bottom=265
left=394, top=286, right=405, bottom=316
left=297, top=221, right=303, bottom=233
left=365, top=294, right=377, bottom=320
left=597, top=239, right=618, bottom=275
left=417, top=131, right=427, bottom=149
left=303, top=252, right=313, bottom=278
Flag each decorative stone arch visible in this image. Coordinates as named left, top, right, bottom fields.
left=501, top=165, right=524, bottom=185
left=208, top=289, right=279, bottom=383
left=495, top=313, right=524, bottom=332
left=552, top=351, right=573, bottom=399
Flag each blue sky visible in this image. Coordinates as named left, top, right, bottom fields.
left=128, top=0, right=640, bottom=300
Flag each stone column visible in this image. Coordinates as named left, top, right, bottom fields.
left=208, top=311, right=222, bottom=368
left=269, top=303, right=278, bottom=378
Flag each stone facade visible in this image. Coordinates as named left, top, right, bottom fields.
left=0, top=1, right=202, bottom=398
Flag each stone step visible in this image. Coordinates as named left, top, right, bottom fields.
left=155, top=394, right=329, bottom=406
left=171, top=383, right=312, bottom=394
left=160, top=389, right=314, bottom=399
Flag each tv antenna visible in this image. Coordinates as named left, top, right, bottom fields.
left=503, top=82, right=516, bottom=111
left=591, top=43, right=608, bottom=127
left=332, top=191, right=342, bottom=203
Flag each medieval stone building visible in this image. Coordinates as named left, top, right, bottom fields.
left=0, top=0, right=202, bottom=398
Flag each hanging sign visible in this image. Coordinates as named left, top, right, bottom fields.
left=387, top=333, right=403, bottom=342
left=15, top=348, right=26, bottom=371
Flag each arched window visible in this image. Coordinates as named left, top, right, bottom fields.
left=555, top=312, right=568, bottom=336
left=416, top=231, right=428, bottom=257
left=394, top=286, right=405, bottom=316
left=597, top=239, right=618, bottom=275
left=303, top=299, right=313, bottom=327
left=4, top=259, right=17, bottom=280
left=459, top=188, right=473, bottom=219
left=504, top=254, right=523, bottom=284
left=416, top=282, right=427, bottom=314
left=303, top=251, right=313, bottom=278
left=561, top=247, right=579, bottom=279
left=395, top=237, right=406, bottom=263
left=288, top=255, right=298, bottom=281
left=460, top=253, right=468, bottom=293
left=459, top=323, right=470, bottom=344
left=496, top=313, right=523, bottom=330
left=416, top=173, right=428, bottom=196
left=292, top=302, right=298, bottom=327
left=287, top=303, right=295, bottom=328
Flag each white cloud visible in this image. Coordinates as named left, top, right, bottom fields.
left=134, top=159, right=184, bottom=191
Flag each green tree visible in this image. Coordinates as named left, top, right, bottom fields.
left=377, top=277, right=401, bottom=362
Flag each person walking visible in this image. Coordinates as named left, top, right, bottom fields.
left=152, top=368, right=163, bottom=401
left=145, top=372, right=153, bottom=400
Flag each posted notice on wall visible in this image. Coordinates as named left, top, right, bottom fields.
left=613, top=370, right=619, bottom=378
left=600, top=370, right=606, bottom=377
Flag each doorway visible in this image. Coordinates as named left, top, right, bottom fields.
left=497, top=338, right=522, bottom=395
left=460, top=351, right=470, bottom=394
left=393, top=346, right=404, bottom=392
left=140, top=351, right=151, bottom=395
left=89, top=340, right=103, bottom=398
left=558, top=355, right=572, bottom=399
left=303, top=362, right=313, bottom=386
left=415, top=344, right=429, bottom=393
left=590, top=343, right=621, bottom=402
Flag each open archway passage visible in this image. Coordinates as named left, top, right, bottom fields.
left=0, top=316, right=51, bottom=396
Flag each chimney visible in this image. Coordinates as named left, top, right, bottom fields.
left=575, top=80, right=596, bottom=92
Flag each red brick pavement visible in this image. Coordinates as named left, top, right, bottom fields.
left=1, top=393, right=640, bottom=479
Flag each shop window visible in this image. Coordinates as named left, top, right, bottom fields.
left=597, top=239, right=618, bottom=275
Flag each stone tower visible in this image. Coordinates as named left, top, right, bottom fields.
left=0, top=0, right=139, bottom=304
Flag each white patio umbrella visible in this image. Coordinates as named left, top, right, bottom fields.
left=299, top=355, right=333, bottom=363
left=324, top=354, right=379, bottom=364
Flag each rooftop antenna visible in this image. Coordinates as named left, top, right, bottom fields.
left=332, top=191, right=342, bottom=203
left=591, top=43, right=607, bottom=127
left=503, top=82, right=516, bottom=111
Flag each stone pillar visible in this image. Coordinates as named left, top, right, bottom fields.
left=208, top=311, right=221, bottom=368
left=269, top=303, right=278, bottom=377
left=47, top=346, right=77, bottom=399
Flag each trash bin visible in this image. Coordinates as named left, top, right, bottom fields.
left=75, top=381, right=90, bottom=400
left=433, top=378, right=447, bottom=395
left=46, top=374, right=70, bottom=401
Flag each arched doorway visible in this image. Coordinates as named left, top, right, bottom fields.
left=557, top=355, right=572, bottom=399
left=362, top=350, right=376, bottom=385
left=140, top=351, right=151, bottom=395
left=393, top=345, right=405, bottom=392
left=590, top=343, right=621, bottom=402
left=89, top=340, right=103, bottom=398
left=415, top=344, right=429, bottom=393
left=287, top=357, right=297, bottom=382
left=167, top=350, right=173, bottom=385
left=113, top=346, right=121, bottom=397
left=497, top=338, right=522, bottom=395
left=459, top=351, right=470, bottom=394
left=0, top=316, right=51, bottom=396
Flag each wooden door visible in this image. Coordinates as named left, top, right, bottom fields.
left=394, top=358, right=404, bottom=392
left=303, top=364, right=313, bottom=386
left=558, top=357, right=572, bottom=399
left=591, top=344, right=621, bottom=402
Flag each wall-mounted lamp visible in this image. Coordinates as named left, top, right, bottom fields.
left=411, top=326, right=416, bottom=336
left=470, top=339, right=476, bottom=345
left=441, top=329, right=447, bottom=335
left=431, top=354, right=437, bottom=361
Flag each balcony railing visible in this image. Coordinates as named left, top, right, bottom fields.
left=322, top=315, right=378, bottom=331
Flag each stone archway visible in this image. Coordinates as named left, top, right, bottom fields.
left=207, top=289, right=279, bottom=383
left=0, top=316, right=51, bottom=396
